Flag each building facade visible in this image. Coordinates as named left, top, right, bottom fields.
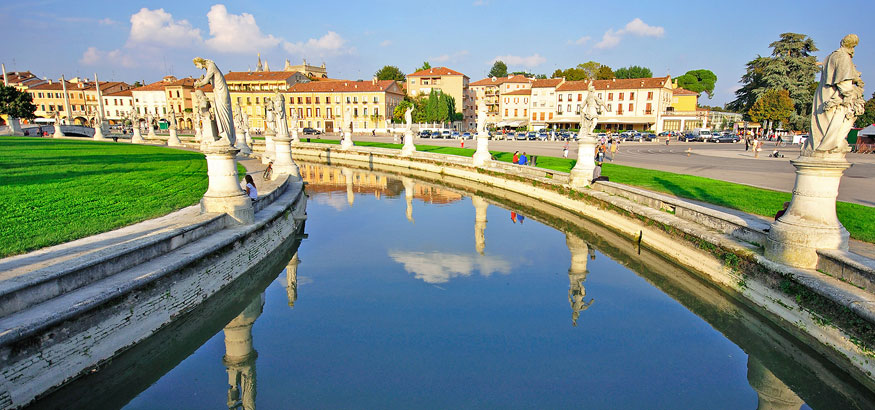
left=499, top=89, right=531, bottom=127
left=470, top=75, right=533, bottom=127
left=406, top=67, right=474, bottom=130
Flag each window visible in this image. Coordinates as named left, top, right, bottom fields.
left=353, top=96, right=358, bottom=103
left=539, top=112, right=545, bottom=121
left=523, top=109, right=527, bottom=116
left=617, top=104, right=623, bottom=114
left=255, top=97, right=260, bottom=104
left=514, top=109, right=518, bottom=117
left=354, top=108, right=358, bottom=117
left=549, top=112, right=553, bottom=120
left=327, top=108, right=333, bottom=117
left=532, top=113, right=537, bottom=120
left=373, top=96, right=378, bottom=103
left=647, top=91, right=653, bottom=100
left=237, top=97, right=242, bottom=105
left=49, top=105, right=55, bottom=111
left=246, top=97, right=251, bottom=104
left=306, top=108, right=312, bottom=117
left=316, top=108, right=320, bottom=117
left=298, top=97, right=304, bottom=104
left=315, top=97, right=320, bottom=104
left=335, top=96, right=340, bottom=103
left=645, top=103, right=652, bottom=114
left=608, top=93, right=613, bottom=101
left=558, top=94, right=563, bottom=102
left=524, top=98, right=528, bottom=104
left=176, top=90, right=180, bottom=98
left=514, top=98, right=518, bottom=104
left=630, top=92, right=635, bottom=100
left=306, top=97, right=311, bottom=104
left=567, top=104, right=572, bottom=112
left=411, top=79, right=417, bottom=85
left=374, top=108, right=379, bottom=116
left=298, top=108, right=303, bottom=118
left=577, top=94, right=582, bottom=102
left=346, top=97, right=351, bottom=103
left=628, top=103, right=633, bottom=112
left=619, top=93, right=624, bottom=101
left=607, top=104, right=612, bottom=112
left=505, top=109, right=508, bottom=116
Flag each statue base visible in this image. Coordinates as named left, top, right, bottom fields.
left=569, top=136, right=598, bottom=188
left=340, top=133, right=354, bottom=150
left=271, top=136, right=301, bottom=181
left=400, top=131, right=416, bottom=157
left=53, top=127, right=65, bottom=138
left=200, top=145, right=254, bottom=225
left=472, top=133, right=491, bottom=167
left=235, top=133, right=252, bottom=156
left=131, top=129, right=145, bottom=144
left=7, top=118, right=23, bottom=136
left=765, top=154, right=852, bottom=269
left=262, top=131, right=276, bottom=164
left=167, top=128, right=182, bottom=147
left=93, top=125, right=109, bottom=141
left=291, top=130, right=300, bottom=144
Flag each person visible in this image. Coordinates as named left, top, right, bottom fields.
left=517, top=214, right=525, bottom=224
left=597, top=143, right=606, bottom=162
left=518, top=152, right=528, bottom=165
left=512, top=151, right=519, bottom=164
left=563, top=142, right=569, bottom=158
left=610, top=138, right=618, bottom=161
left=243, top=174, right=258, bottom=201
left=372, top=129, right=376, bottom=136
left=753, top=138, right=760, bottom=158
left=769, top=149, right=784, bottom=158
left=510, top=211, right=517, bottom=223
left=774, top=201, right=790, bottom=221
left=591, top=161, right=603, bottom=184
left=745, top=137, right=750, bottom=151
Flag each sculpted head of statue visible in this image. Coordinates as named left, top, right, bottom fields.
left=841, top=34, right=859, bottom=56
left=192, top=57, right=208, bottom=69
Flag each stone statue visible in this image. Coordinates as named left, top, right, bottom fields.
left=476, top=99, right=487, bottom=134
left=264, top=98, right=276, bottom=134
left=345, top=106, right=352, bottom=132
left=193, top=57, right=236, bottom=146
left=233, top=105, right=243, bottom=131
left=579, top=83, right=606, bottom=137
left=242, top=111, right=251, bottom=142
left=195, top=89, right=217, bottom=143
left=404, top=106, right=413, bottom=130
left=807, top=34, right=865, bottom=154
left=273, top=92, right=288, bottom=137
left=289, top=104, right=299, bottom=127
left=168, top=107, right=177, bottom=130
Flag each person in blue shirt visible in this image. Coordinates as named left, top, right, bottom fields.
left=518, top=152, right=527, bottom=165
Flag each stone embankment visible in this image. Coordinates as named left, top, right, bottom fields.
left=287, top=142, right=875, bottom=391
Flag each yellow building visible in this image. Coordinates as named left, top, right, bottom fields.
left=28, top=80, right=89, bottom=124
left=226, top=71, right=311, bottom=131
left=406, top=66, right=473, bottom=129
left=669, top=87, right=698, bottom=112
left=286, top=79, right=405, bottom=132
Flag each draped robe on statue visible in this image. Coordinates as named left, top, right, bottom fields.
left=195, top=60, right=236, bottom=146
left=809, top=48, right=863, bottom=153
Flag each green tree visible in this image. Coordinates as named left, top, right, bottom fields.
left=535, top=74, right=547, bottom=80
left=577, top=61, right=603, bottom=79
left=595, top=65, right=614, bottom=80
left=676, top=69, right=717, bottom=98
left=132, top=81, right=143, bottom=88
left=374, top=65, right=406, bottom=82
left=552, top=67, right=588, bottom=81
left=551, top=61, right=612, bottom=81
left=614, top=65, right=652, bottom=79
left=727, top=33, right=818, bottom=130
left=488, top=60, right=508, bottom=78
left=855, top=92, right=875, bottom=128
left=415, top=61, right=432, bottom=72
left=748, top=89, right=794, bottom=131
left=0, top=85, right=37, bottom=119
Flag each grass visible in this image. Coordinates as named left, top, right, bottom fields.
left=0, top=136, right=224, bottom=257
left=307, top=138, right=875, bottom=243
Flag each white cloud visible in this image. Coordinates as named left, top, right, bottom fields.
left=493, top=53, right=546, bottom=68
left=380, top=40, right=392, bottom=47
left=126, top=8, right=202, bottom=48
left=430, top=50, right=469, bottom=63
left=98, top=17, right=117, bottom=25
left=204, top=4, right=282, bottom=53
left=283, top=31, right=349, bottom=57
left=570, top=36, right=591, bottom=45
left=594, top=29, right=622, bottom=49
left=389, top=250, right=512, bottom=284
left=79, top=46, right=136, bottom=68
left=622, top=18, right=665, bottom=37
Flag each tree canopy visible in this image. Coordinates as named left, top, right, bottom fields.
left=392, top=91, right=458, bottom=124
left=614, top=65, right=653, bottom=79
left=675, top=69, right=717, bottom=98
left=727, top=33, right=818, bottom=130
left=748, top=89, right=794, bottom=128
left=0, top=85, right=37, bottom=119
left=374, top=65, right=406, bottom=82
left=414, top=61, right=431, bottom=72
left=551, top=61, right=613, bottom=81
left=488, top=61, right=508, bottom=78
left=855, top=92, right=875, bottom=128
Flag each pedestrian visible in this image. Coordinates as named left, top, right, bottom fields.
left=512, top=151, right=519, bottom=164
left=563, top=142, right=569, bottom=159
left=610, top=139, right=618, bottom=160
left=774, top=201, right=790, bottom=221
left=753, top=138, right=761, bottom=158
left=372, top=129, right=376, bottom=136
left=591, top=161, right=603, bottom=184
left=745, top=138, right=750, bottom=151
left=460, top=138, right=464, bottom=148
left=518, top=152, right=528, bottom=165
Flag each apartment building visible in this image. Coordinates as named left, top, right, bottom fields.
left=226, top=71, right=311, bottom=130
left=528, top=78, right=564, bottom=129
left=498, top=89, right=531, bottom=127
left=470, top=75, right=533, bottom=126
left=131, top=77, right=174, bottom=120
left=406, top=67, right=473, bottom=129
left=285, top=79, right=404, bottom=132
left=103, top=89, right=134, bottom=123
left=84, top=81, right=131, bottom=124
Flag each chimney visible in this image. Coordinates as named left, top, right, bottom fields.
left=372, top=76, right=378, bottom=85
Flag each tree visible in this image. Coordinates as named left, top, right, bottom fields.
left=676, top=69, right=717, bottom=98
left=535, top=74, right=547, bottom=80
left=0, top=85, right=37, bottom=119
left=577, top=61, right=603, bottom=79
left=748, top=89, right=794, bottom=131
left=551, top=61, right=612, bottom=81
left=595, top=65, right=614, bottom=80
left=375, top=65, right=406, bottom=82
left=727, top=33, right=818, bottom=130
left=552, top=67, right=587, bottom=81
left=614, top=65, right=653, bottom=79
left=415, top=61, right=431, bottom=72
left=855, top=92, right=875, bottom=128
left=488, top=60, right=508, bottom=78
left=132, top=81, right=144, bottom=88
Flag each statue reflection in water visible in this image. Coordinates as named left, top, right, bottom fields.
left=472, top=196, right=488, bottom=255
left=286, top=252, right=299, bottom=308
left=222, top=293, right=264, bottom=410
left=402, top=176, right=415, bottom=224
left=341, top=167, right=355, bottom=207
left=747, top=356, right=804, bottom=410
left=566, top=232, right=595, bottom=326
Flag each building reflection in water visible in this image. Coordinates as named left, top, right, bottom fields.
left=472, top=196, right=488, bottom=255
left=222, top=293, right=264, bottom=410
left=286, top=252, right=299, bottom=308
left=566, top=232, right=595, bottom=327
left=747, top=356, right=804, bottom=410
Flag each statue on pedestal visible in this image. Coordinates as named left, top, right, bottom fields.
left=196, top=89, right=217, bottom=145
left=401, top=106, right=416, bottom=156
left=472, top=100, right=491, bottom=166
left=290, top=105, right=300, bottom=143
left=579, top=83, right=606, bottom=138
left=242, top=111, right=252, bottom=145
left=273, top=93, right=289, bottom=138
left=340, top=106, right=354, bottom=149
left=194, top=57, right=236, bottom=147
left=568, top=83, right=605, bottom=187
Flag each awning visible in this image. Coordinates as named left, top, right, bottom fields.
left=859, top=125, right=875, bottom=136
left=497, top=120, right=527, bottom=127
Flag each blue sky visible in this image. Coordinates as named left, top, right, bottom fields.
left=1, top=0, right=872, bottom=106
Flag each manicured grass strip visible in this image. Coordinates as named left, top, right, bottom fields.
left=0, top=137, right=216, bottom=257
left=305, top=139, right=875, bottom=243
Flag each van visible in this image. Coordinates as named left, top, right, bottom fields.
left=690, top=128, right=712, bottom=141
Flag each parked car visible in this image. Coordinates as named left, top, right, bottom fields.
left=642, top=133, right=656, bottom=141
left=515, top=132, right=527, bottom=140
left=451, top=131, right=460, bottom=138
left=710, top=134, right=741, bottom=143
left=441, top=130, right=451, bottom=138
left=419, top=130, right=432, bottom=138
left=559, top=132, right=572, bottom=140
left=302, top=127, right=321, bottom=135
left=461, top=132, right=472, bottom=139
left=537, top=131, right=548, bottom=140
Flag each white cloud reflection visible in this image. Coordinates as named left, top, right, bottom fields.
left=389, top=250, right=512, bottom=284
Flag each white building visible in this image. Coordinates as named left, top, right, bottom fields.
left=103, top=89, right=134, bottom=123
left=131, top=77, right=175, bottom=121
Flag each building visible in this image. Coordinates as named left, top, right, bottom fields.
left=284, top=79, right=405, bottom=133
left=164, top=77, right=197, bottom=129
left=4, top=70, right=44, bottom=91
left=226, top=70, right=312, bottom=131
left=498, top=89, right=531, bottom=128
left=83, top=81, right=131, bottom=124
left=528, top=78, right=564, bottom=129
left=406, top=67, right=474, bottom=130
left=103, top=89, right=134, bottom=124
left=283, top=58, right=328, bottom=78
left=28, top=79, right=88, bottom=124
left=131, top=77, right=174, bottom=122
left=470, top=75, right=533, bottom=127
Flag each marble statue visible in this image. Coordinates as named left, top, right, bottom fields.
left=579, top=82, right=606, bottom=137
left=289, top=104, right=300, bottom=142
left=192, top=91, right=203, bottom=142
left=404, top=106, right=413, bottom=130
left=264, top=98, right=276, bottom=134
left=476, top=99, right=487, bottom=134
left=401, top=106, right=416, bottom=156
left=472, top=99, right=491, bottom=166
left=273, top=93, right=288, bottom=137
left=242, top=111, right=252, bottom=144
left=193, top=57, right=236, bottom=146
left=196, top=89, right=217, bottom=144
left=168, top=107, right=177, bottom=130
left=807, top=34, right=865, bottom=154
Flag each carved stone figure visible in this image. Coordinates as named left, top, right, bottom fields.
left=273, top=93, right=288, bottom=137
left=476, top=99, right=487, bottom=135
left=807, top=34, right=865, bottom=154
left=404, top=106, right=413, bottom=130
left=579, top=83, right=606, bottom=137
left=193, top=57, right=236, bottom=146
left=168, top=107, right=177, bottom=130
left=264, top=98, right=276, bottom=134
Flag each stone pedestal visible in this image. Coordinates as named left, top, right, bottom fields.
left=201, top=145, right=254, bottom=225
left=53, top=123, right=65, bottom=138
left=569, top=136, right=598, bottom=188
left=400, top=130, right=416, bottom=157
left=765, top=154, right=852, bottom=269
left=93, top=123, right=109, bottom=141
left=262, top=130, right=276, bottom=165
left=340, top=131, right=354, bottom=150
left=167, top=128, right=182, bottom=147
left=235, top=133, right=252, bottom=156
left=8, top=118, right=23, bottom=136
left=270, top=136, right=300, bottom=181
left=472, top=132, right=491, bottom=167
left=131, top=127, right=145, bottom=144
left=147, top=126, right=157, bottom=141
left=473, top=196, right=488, bottom=255
left=245, top=130, right=253, bottom=146
left=392, top=131, right=399, bottom=144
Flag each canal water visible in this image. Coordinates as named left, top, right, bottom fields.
left=36, top=163, right=875, bottom=409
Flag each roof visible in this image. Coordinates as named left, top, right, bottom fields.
left=164, top=78, right=197, bottom=87
left=5, top=71, right=41, bottom=86
left=130, top=80, right=168, bottom=92
left=82, top=81, right=130, bottom=92
left=504, top=89, right=532, bottom=96
left=470, top=75, right=534, bottom=87
left=289, top=80, right=402, bottom=93
left=225, top=71, right=303, bottom=82
left=556, top=76, right=671, bottom=91
left=672, top=87, right=698, bottom=96
left=105, top=89, right=133, bottom=97
left=408, top=67, right=467, bottom=78
left=532, top=78, right=564, bottom=88
left=29, top=81, right=75, bottom=91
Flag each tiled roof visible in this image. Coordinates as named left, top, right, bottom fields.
left=130, top=80, right=168, bottom=92
left=225, top=71, right=303, bottom=82
left=289, top=80, right=401, bottom=93
left=408, top=67, right=466, bottom=77
left=672, top=87, right=698, bottom=96
left=82, top=81, right=130, bottom=92
left=105, top=89, right=133, bottom=97
left=29, top=81, right=75, bottom=91
left=504, top=89, right=532, bottom=96
left=164, top=78, right=197, bottom=87
left=470, top=75, right=533, bottom=86
left=5, top=71, right=41, bottom=85
left=532, top=78, right=564, bottom=88
left=557, top=76, right=671, bottom=91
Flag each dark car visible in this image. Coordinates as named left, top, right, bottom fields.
left=419, top=130, right=432, bottom=138
left=642, top=133, right=655, bottom=141
left=302, top=127, right=321, bottom=135
left=681, top=133, right=695, bottom=142
left=710, top=134, right=741, bottom=143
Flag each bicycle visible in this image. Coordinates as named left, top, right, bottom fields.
left=262, top=162, right=273, bottom=181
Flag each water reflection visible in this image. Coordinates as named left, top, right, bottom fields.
left=472, top=196, right=487, bottom=255
left=566, top=233, right=595, bottom=327
left=286, top=252, right=299, bottom=308
left=222, top=293, right=264, bottom=410
left=402, top=176, right=414, bottom=223
left=388, top=250, right=512, bottom=284
left=747, top=356, right=804, bottom=410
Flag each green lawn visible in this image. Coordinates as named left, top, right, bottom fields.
left=306, top=139, right=875, bottom=243
left=0, top=137, right=215, bottom=257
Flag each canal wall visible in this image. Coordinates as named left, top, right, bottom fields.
left=289, top=143, right=875, bottom=390
left=0, top=176, right=308, bottom=409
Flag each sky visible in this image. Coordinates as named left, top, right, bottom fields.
left=1, top=0, right=873, bottom=106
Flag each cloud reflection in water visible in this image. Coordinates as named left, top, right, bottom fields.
left=388, top=250, right=512, bottom=284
